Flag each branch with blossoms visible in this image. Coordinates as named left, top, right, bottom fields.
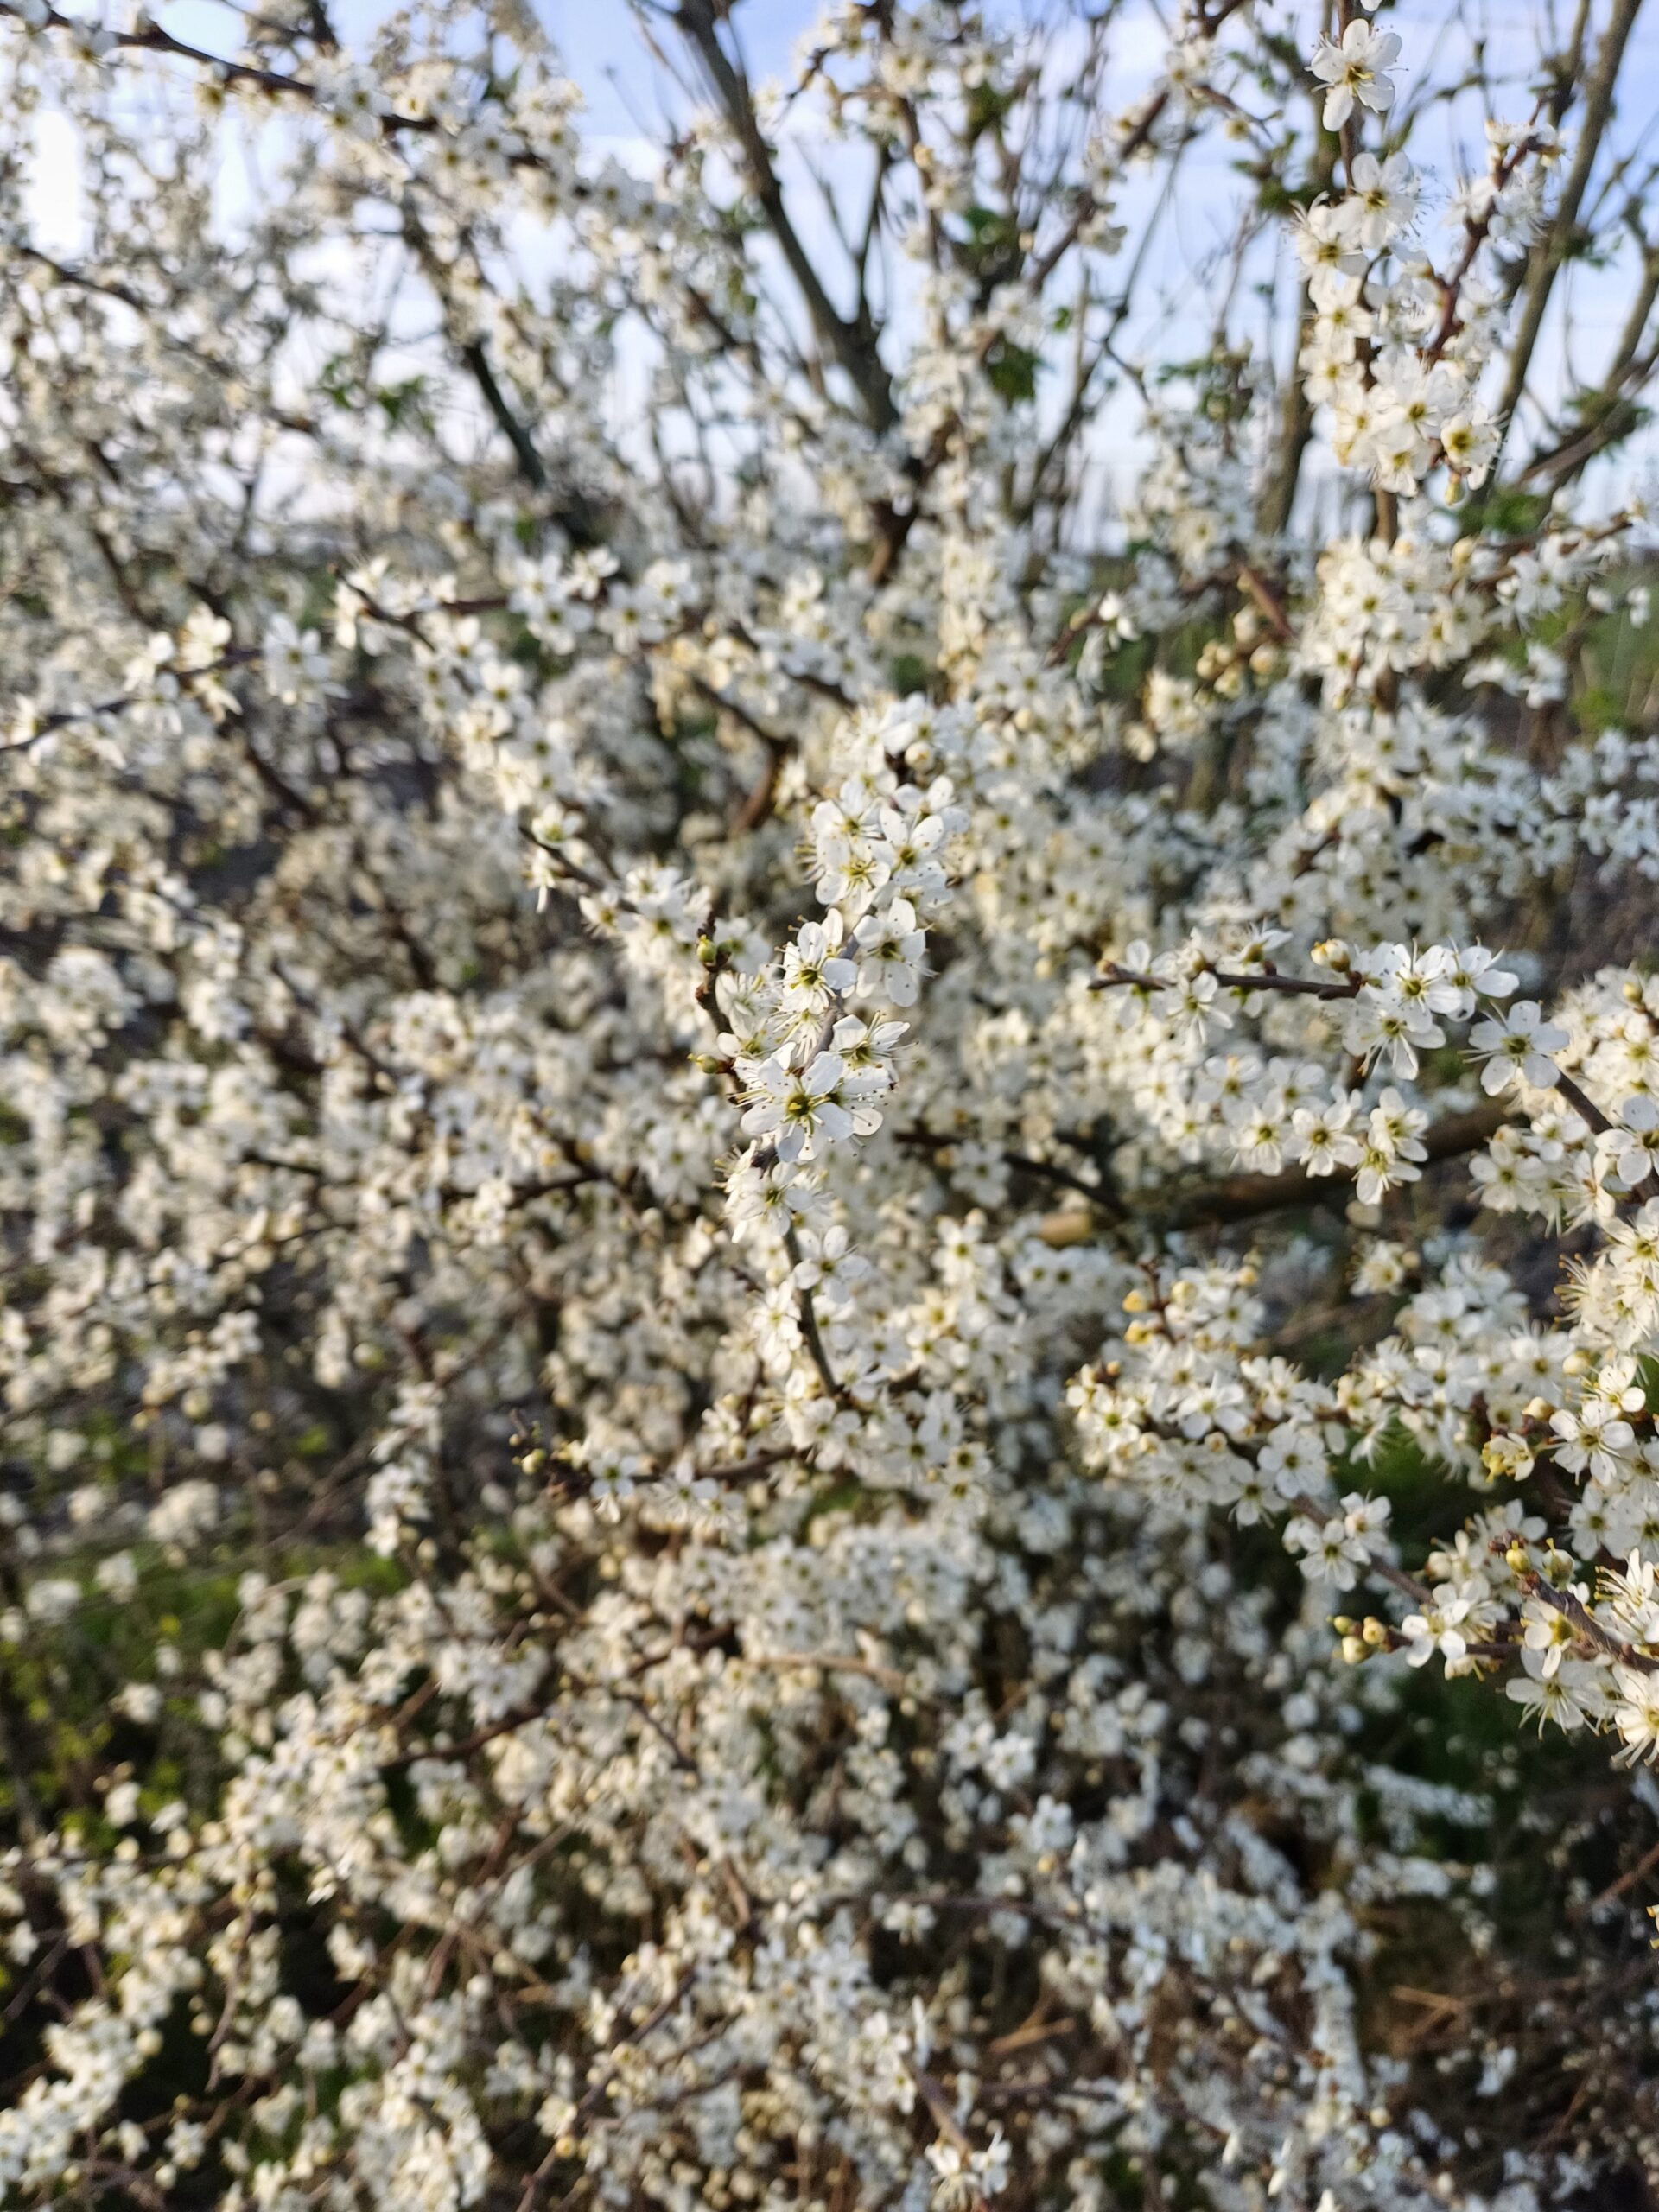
left=8, top=0, right=1659, bottom=2206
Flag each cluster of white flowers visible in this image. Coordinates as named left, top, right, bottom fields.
left=4, top=0, right=1659, bottom=2206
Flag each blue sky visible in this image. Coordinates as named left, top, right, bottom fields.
left=24, top=0, right=1659, bottom=521
left=590, top=0, right=1659, bottom=518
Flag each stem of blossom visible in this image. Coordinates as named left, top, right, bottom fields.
left=1, top=648, right=264, bottom=756
left=1236, top=565, right=1295, bottom=642
left=1521, top=1571, right=1659, bottom=1672
left=511, top=2142, right=563, bottom=2212
left=1161, top=1101, right=1509, bottom=1230
left=1579, top=1831, right=1659, bottom=1916
left=783, top=1224, right=842, bottom=1401
left=744, top=1651, right=911, bottom=1694
left=1521, top=327, right=1659, bottom=486
left=1426, top=124, right=1553, bottom=362
left=674, top=0, right=898, bottom=435
left=1283, top=1492, right=1433, bottom=1604
left=519, top=824, right=607, bottom=895
left=896, top=1129, right=1126, bottom=1220
left=0, top=1929, right=70, bottom=2027
left=1550, top=1066, right=1615, bottom=1135
left=1091, top=961, right=1361, bottom=1001
left=1492, top=0, right=1645, bottom=461
left=573, top=1967, right=702, bottom=2122
left=460, top=339, right=549, bottom=494
left=681, top=671, right=790, bottom=832
left=907, top=2063, right=980, bottom=2162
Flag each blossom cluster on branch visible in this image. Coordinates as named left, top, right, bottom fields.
left=3, top=0, right=1659, bottom=2207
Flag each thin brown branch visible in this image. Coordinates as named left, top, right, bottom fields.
left=1160, top=1102, right=1510, bottom=1230
left=1493, top=0, right=1646, bottom=456
left=675, top=0, right=896, bottom=434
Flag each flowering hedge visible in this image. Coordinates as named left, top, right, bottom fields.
left=3, top=0, right=1659, bottom=2207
